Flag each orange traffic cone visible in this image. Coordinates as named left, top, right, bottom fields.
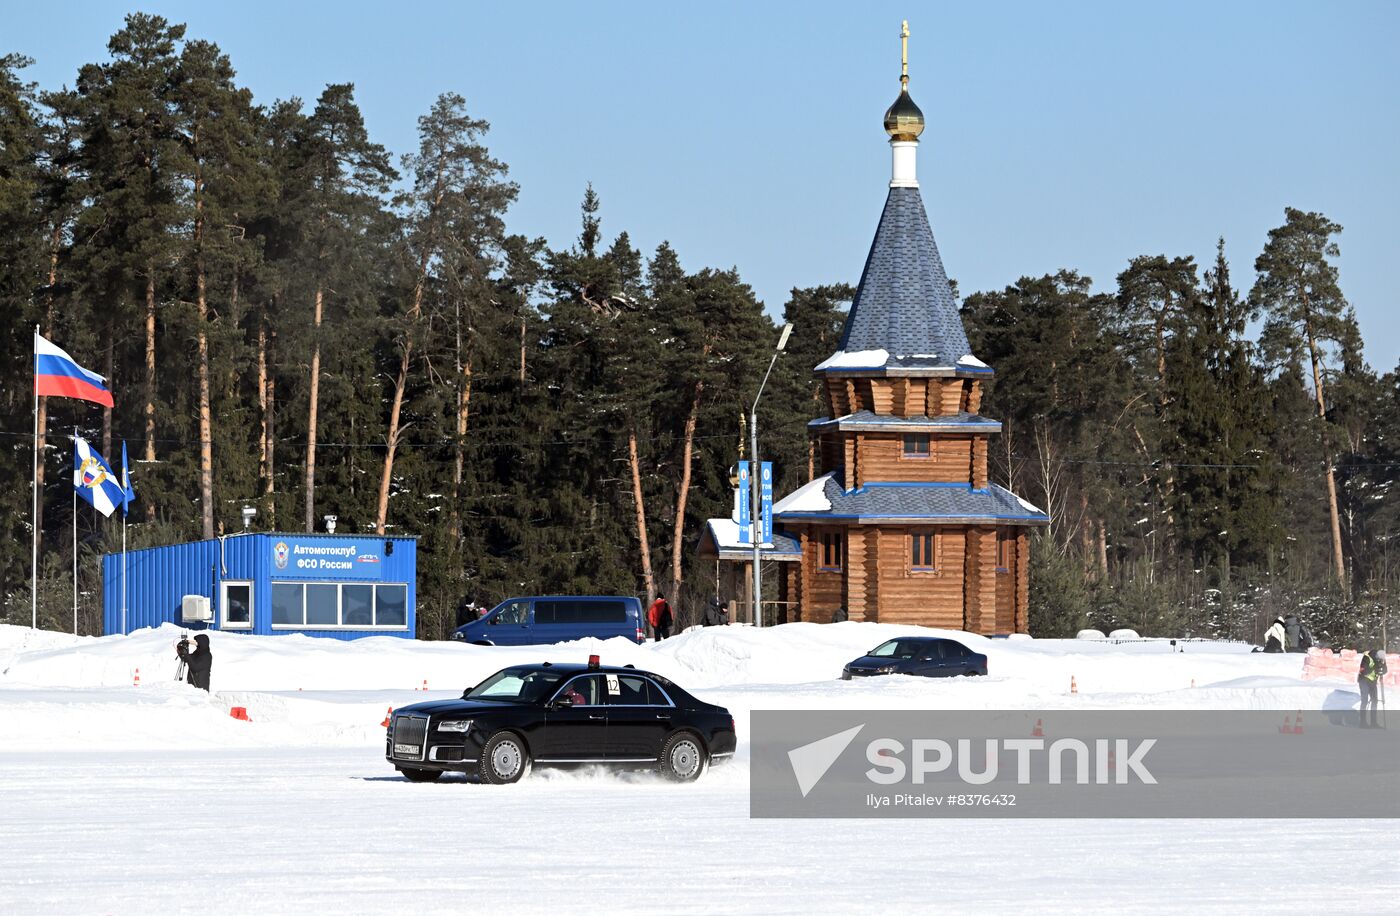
left=1070, top=676, right=1078, bottom=695
left=229, top=706, right=251, bottom=722
left=420, top=679, right=428, bottom=692
left=1293, top=710, right=1305, bottom=735
left=381, top=707, right=393, bottom=728
left=133, top=668, right=141, bottom=687
left=1278, top=714, right=1293, bottom=734
left=1032, top=718, right=1044, bottom=738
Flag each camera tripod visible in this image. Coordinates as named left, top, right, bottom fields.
left=174, top=633, right=191, bottom=682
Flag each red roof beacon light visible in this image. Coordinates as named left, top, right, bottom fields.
left=588, top=654, right=601, bottom=669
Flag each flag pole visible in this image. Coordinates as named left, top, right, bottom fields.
left=32, top=324, right=39, bottom=630
left=73, top=428, right=78, bottom=636
left=122, top=510, right=127, bottom=636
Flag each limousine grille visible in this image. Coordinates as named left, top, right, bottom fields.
left=391, top=715, right=429, bottom=760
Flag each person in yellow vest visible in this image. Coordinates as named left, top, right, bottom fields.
left=1358, top=647, right=1387, bottom=728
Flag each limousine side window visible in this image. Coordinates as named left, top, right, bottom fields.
left=557, top=675, right=604, bottom=706
left=610, top=675, right=669, bottom=706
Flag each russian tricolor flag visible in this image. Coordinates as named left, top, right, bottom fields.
left=35, top=334, right=114, bottom=407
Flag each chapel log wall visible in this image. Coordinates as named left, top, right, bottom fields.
left=824, top=377, right=982, bottom=420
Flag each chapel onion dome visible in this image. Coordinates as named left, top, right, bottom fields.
left=883, top=81, right=924, bottom=141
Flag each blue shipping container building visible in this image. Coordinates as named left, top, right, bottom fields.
left=102, top=533, right=417, bottom=639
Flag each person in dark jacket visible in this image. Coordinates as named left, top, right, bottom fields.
left=1283, top=616, right=1302, bottom=652
left=648, top=595, right=674, bottom=641
left=177, top=633, right=213, bottom=691
left=702, top=598, right=728, bottom=627
left=1358, top=647, right=1388, bottom=728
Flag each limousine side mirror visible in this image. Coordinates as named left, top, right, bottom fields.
left=552, top=695, right=575, bottom=708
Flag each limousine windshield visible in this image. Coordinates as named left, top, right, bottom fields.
left=464, top=668, right=565, bottom=703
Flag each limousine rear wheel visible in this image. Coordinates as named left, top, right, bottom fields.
left=659, top=731, right=708, bottom=782
left=400, top=767, right=441, bottom=783
left=481, top=731, right=531, bottom=784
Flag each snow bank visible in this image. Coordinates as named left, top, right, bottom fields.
left=0, top=620, right=1343, bottom=754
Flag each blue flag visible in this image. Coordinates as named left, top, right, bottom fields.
left=120, top=440, right=135, bottom=515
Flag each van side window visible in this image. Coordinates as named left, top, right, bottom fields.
left=496, top=601, right=528, bottom=625
left=535, top=600, right=626, bottom=624
left=579, top=601, right=626, bottom=623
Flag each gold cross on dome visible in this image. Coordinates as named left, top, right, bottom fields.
left=901, top=20, right=909, bottom=79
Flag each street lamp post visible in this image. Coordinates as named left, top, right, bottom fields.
left=751, top=323, right=792, bottom=628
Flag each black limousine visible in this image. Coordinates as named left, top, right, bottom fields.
left=386, top=658, right=736, bottom=783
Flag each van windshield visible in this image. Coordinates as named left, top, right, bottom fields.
left=465, top=668, right=565, bottom=703
left=491, top=601, right=529, bottom=625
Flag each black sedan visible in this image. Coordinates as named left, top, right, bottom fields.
left=386, top=659, right=736, bottom=784
left=841, top=636, right=988, bottom=680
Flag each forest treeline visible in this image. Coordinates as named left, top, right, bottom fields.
left=1, top=14, right=1395, bottom=643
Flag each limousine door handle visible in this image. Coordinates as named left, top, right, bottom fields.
left=654, top=713, right=672, bottom=720
left=588, top=714, right=605, bottom=721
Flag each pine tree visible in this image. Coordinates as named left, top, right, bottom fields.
left=1252, top=207, right=1359, bottom=590
left=292, top=83, right=396, bottom=532
left=0, top=54, right=48, bottom=595
left=170, top=38, right=258, bottom=537
left=73, top=14, right=185, bottom=493
left=374, top=92, right=515, bottom=535
left=1163, top=240, right=1281, bottom=570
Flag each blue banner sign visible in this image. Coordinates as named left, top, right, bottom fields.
left=738, top=461, right=751, bottom=546
left=270, top=537, right=384, bottom=580
left=761, top=461, right=774, bottom=544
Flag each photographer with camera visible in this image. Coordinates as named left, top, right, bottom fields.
left=176, top=633, right=213, bottom=691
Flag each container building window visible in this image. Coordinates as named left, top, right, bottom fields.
left=902, top=434, right=931, bottom=458
left=342, top=584, right=373, bottom=626
left=270, top=582, right=409, bottom=629
left=306, top=584, right=338, bottom=626
left=272, top=583, right=302, bottom=626
left=376, top=585, right=407, bottom=627
left=222, top=582, right=252, bottom=629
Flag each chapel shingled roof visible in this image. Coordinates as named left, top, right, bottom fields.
left=826, top=186, right=978, bottom=373
left=773, top=473, right=1048, bottom=525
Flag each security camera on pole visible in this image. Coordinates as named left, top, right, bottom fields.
left=749, top=324, right=792, bottom=629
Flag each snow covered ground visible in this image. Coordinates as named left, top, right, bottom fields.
left=1, top=622, right=1394, bottom=914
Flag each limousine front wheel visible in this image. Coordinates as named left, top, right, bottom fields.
left=481, top=731, right=531, bottom=784
left=660, top=732, right=708, bottom=782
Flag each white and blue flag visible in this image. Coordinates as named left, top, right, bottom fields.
left=73, top=437, right=125, bottom=517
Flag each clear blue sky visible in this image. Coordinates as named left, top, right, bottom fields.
left=8, top=1, right=1399, bottom=369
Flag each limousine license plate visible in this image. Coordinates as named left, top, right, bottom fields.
left=394, top=744, right=421, bottom=756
